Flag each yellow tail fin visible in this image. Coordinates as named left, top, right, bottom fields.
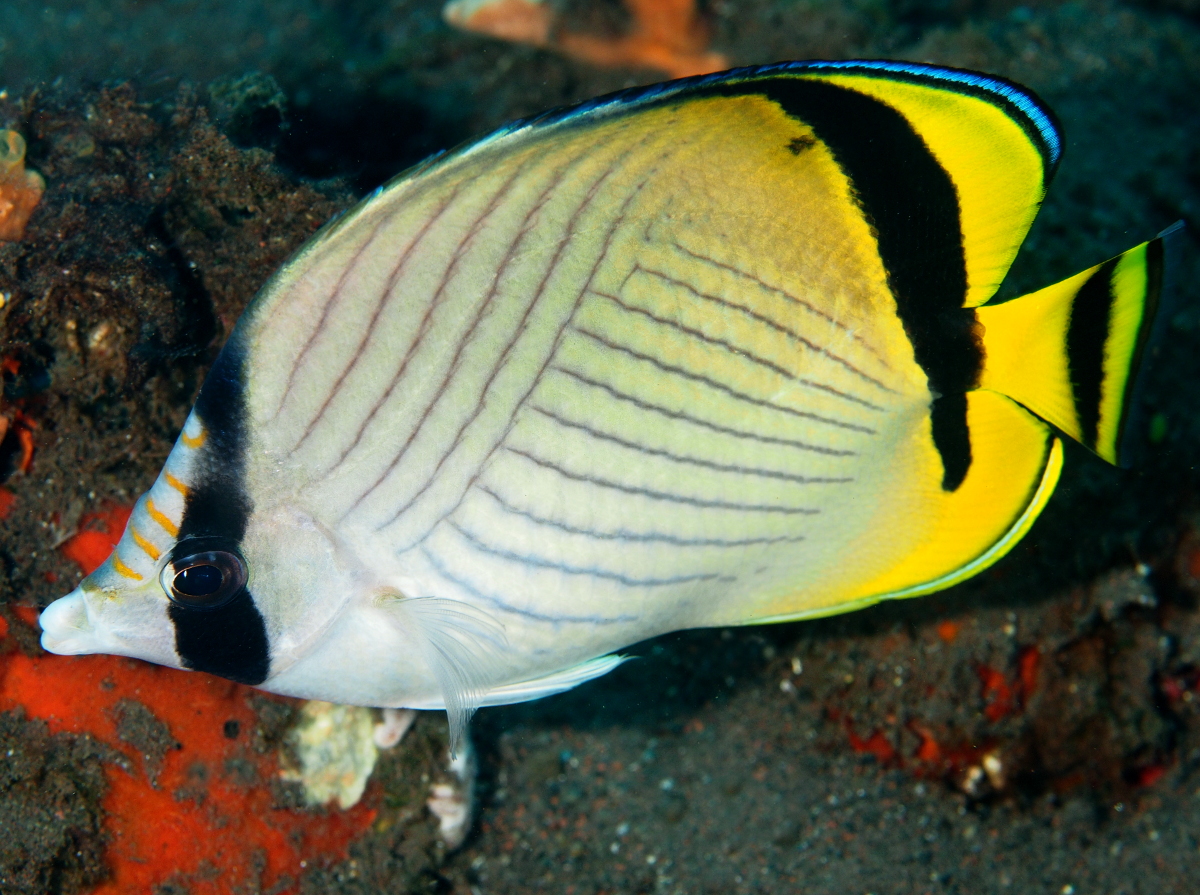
left=975, top=225, right=1180, bottom=466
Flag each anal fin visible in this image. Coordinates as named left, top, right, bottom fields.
left=399, top=654, right=627, bottom=710
left=479, top=654, right=627, bottom=706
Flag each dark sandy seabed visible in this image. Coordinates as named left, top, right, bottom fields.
left=2, top=1, right=1200, bottom=893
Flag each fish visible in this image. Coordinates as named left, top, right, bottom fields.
left=40, top=60, right=1177, bottom=747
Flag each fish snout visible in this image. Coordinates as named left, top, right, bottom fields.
left=39, top=590, right=100, bottom=655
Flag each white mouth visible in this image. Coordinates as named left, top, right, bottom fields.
left=39, top=591, right=101, bottom=655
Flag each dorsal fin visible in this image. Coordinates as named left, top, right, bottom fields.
left=780, top=61, right=1060, bottom=309
left=491, top=60, right=1059, bottom=312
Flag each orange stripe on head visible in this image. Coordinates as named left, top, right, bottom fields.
left=181, top=427, right=207, bottom=449
left=130, top=526, right=162, bottom=561
left=164, top=471, right=190, bottom=496
left=112, top=553, right=145, bottom=581
left=146, top=498, right=180, bottom=537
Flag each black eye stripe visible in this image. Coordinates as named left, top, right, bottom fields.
left=167, top=338, right=270, bottom=687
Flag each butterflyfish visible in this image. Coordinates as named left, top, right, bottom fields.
left=40, top=61, right=1177, bottom=747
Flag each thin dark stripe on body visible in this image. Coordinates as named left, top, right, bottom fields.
left=301, top=181, right=478, bottom=473
left=526, top=404, right=853, bottom=484
left=549, top=364, right=857, bottom=456
left=389, top=141, right=696, bottom=555
left=291, top=161, right=536, bottom=453
left=572, top=327, right=876, bottom=435
left=272, top=210, right=400, bottom=421
left=592, top=288, right=852, bottom=398
left=421, top=547, right=638, bottom=625
left=479, top=485, right=807, bottom=547
left=449, top=521, right=735, bottom=586
left=631, top=264, right=893, bottom=400
left=669, top=241, right=893, bottom=368
left=330, top=148, right=585, bottom=483
left=334, top=147, right=605, bottom=520
left=367, top=141, right=663, bottom=532
left=505, top=446, right=822, bottom=514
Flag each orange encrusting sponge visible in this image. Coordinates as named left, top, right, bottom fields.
left=444, top=0, right=727, bottom=79
left=59, top=503, right=134, bottom=576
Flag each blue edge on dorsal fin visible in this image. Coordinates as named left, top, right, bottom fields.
left=495, top=60, right=1062, bottom=170
left=359, top=60, right=1063, bottom=232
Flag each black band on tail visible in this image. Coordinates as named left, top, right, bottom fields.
left=1065, top=257, right=1118, bottom=451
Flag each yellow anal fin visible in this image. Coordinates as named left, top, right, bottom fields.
left=754, top=390, right=1061, bottom=625
left=845, top=390, right=1060, bottom=603
left=977, top=229, right=1175, bottom=465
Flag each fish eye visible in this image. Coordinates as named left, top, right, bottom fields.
left=162, top=549, right=247, bottom=610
